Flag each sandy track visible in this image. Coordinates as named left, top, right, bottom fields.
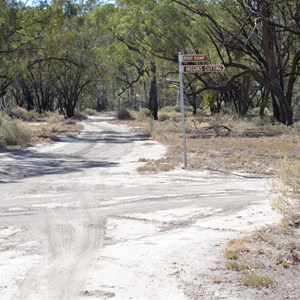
left=16, top=208, right=106, bottom=300
left=0, top=115, right=281, bottom=299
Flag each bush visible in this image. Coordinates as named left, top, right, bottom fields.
left=158, top=112, right=170, bottom=122
left=0, top=115, right=31, bottom=148
left=117, top=107, right=133, bottom=120
left=271, top=159, right=300, bottom=222
left=9, top=107, right=38, bottom=121
left=73, top=110, right=88, bottom=120
left=83, top=108, right=98, bottom=116
left=45, top=112, right=63, bottom=124
left=131, top=108, right=152, bottom=120
left=161, top=106, right=181, bottom=113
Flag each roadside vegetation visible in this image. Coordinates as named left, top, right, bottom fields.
left=0, top=109, right=84, bottom=149
left=0, top=112, right=31, bottom=148
left=118, top=106, right=300, bottom=176
left=117, top=105, right=300, bottom=294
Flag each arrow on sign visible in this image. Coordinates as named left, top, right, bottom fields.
left=182, top=64, right=225, bottom=73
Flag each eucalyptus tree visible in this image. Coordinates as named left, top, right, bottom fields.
left=172, top=0, right=300, bottom=124
left=0, top=0, right=39, bottom=109
left=113, top=0, right=239, bottom=116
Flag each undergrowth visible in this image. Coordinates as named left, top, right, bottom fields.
left=0, top=113, right=31, bottom=148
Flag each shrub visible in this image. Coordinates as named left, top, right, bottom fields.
left=271, top=159, right=300, bottom=222
left=161, top=105, right=181, bottom=113
left=73, top=110, right=88, bottom=120
left=0, top=116, right=31, bottom=148
left=9, top=107, right=38, bottom=121
left=117, top=107, right=133, bottom=120
left=83, top=108, right=98, bottom=116
left=158, top=112, right=170, bottom=122
left=132, top=108, right=152, bottom=120
left=45, top=112, right=63, bottom=124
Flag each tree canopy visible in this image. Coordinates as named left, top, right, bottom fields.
left=0, top=0, right=299, bottom=124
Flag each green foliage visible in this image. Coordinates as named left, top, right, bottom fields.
left=203, top=91, right=217, bottom=112
left=0, top=0, right=299, bottom=124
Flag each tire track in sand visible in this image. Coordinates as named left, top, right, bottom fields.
left=16, top=207, right=106, bottom=300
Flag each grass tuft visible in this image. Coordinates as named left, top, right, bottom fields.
left=241, top=274, right=274, bottom=287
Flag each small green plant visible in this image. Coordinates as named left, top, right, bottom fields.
left=226, top=261, right=249, bottom=271
left=241, top=274, right=274, bottom=287
left=223, top=250, right=239, bottom=260
left=226, top=261, right=263, bottom=271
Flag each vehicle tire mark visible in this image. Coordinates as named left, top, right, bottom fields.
left=16, top=208, right=106, bottom=300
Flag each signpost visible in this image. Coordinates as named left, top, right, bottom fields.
left=182, top=54, right=208, bottom=62
left=182, top=64, right=225, bottom=73
left=178, top=53, right=187, bottom=168
left=178, top=53, right=225, bottom=168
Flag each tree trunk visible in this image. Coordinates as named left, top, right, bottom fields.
left=259, top=86, right=269, bottom=117
left=239, top=76, right=250, bottom=116
left=261, top=3, right=293, bottom=125
left=149, top=60, right=158, bottom=120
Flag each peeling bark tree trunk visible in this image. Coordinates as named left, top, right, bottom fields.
left=261, top=3, right=293, bottom=125
left=149, top=60, right=158, bottom=120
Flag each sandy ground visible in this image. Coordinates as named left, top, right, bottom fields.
left=0, top=115, right=282, bottom=300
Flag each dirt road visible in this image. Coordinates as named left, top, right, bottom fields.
left=0, top=116, right=280, bottom=300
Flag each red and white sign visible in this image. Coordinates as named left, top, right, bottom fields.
left=182, top=64, right=225, bottom=73
left=182, top=54, right=208, bottom=62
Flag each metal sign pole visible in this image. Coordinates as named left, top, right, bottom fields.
left=178, top=52, right=187, bottom=168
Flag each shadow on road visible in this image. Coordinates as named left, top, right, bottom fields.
left=69, top=131, right=150, bottom=144
left=0, top=149, right=117, bottom=183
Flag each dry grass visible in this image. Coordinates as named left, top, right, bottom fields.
left=222, top=225, right=300, bottom=291
left=241, top=274, right=274, bottom=287
left=226, top=261, right=263, bottom=271
left=226, top=237, right=265, bottom=254
left=29, top=121, right=83, bottom=143
left=0, top=115, right=32, bottom=148
left=121, top=113, right=300, bottom=175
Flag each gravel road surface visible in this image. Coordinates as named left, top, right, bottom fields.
left=0, top=116, right=280, bottom=300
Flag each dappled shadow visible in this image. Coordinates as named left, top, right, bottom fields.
left=0, top=124, right=150, bottom=183
left=0, top=149, right=117, bottom=183
left=68, top=131, right=150, bottom=144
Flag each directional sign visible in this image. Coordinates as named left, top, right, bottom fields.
left=182, top=54, right=208, bottom=62
left=182, top=64, right=225, bottom=73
